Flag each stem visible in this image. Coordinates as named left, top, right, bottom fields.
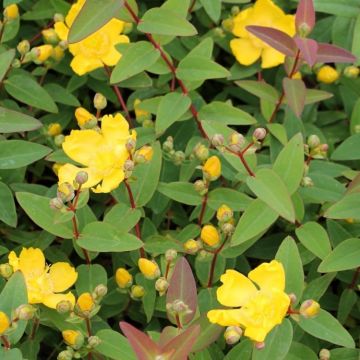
left=241, top=141, right=254, bottom=155
left=29, top=317, right=40, bottom=340
left=175, top=313, right=182, bottom=329
left=85, top=317, right=93, bottom=360
left=207, top=236, right=229, bottom=288
left=349, top=267, right=360, bottom=289
left=1, top=335, right=10, bottom=349
left=165, top=260, right=171, bottom=280
left=0, top=20, right=8, bottom=44
left=198, top=192, right=208, bottom=226
left=124, top=179, right=146, bottom=258
left=28, top=20, right=55, bottom=45
left=188, top=0, right=197, bottom=13
left=226, top=147, right=255, bottom=177
left=268, top=50, right=301, bottom=124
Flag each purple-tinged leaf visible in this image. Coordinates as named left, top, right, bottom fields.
left=295, top=0, right=315, bottom=34
left=120, top=321, right=160, bottom=360
left=159, top=326, right=178, bottom=346
left=316, top=43, right=357, bottom=64
left=246, top=26, right=297, bottom=57
left=283, top=78, right=306, bottom=118
left=295, top=37, right=318, bottom=67
left=284, top=56, right=301, bottom=77
left=166, top=257, right=198, bottom=326
left=161, top=325, right=200, bottom=360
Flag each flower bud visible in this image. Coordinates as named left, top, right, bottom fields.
left=17, top=40, right=30, bottom=56
left=52, top=45, right=65, bottom=62
left=53, top=13, right=64, bottom=22
left=211, top=134, right=224, bottom=147
left=42, top=28, right=59, bottom=44
left=172, top=150, right=185, bottom=165
left=15, top=304, right=36, bottom=320
left=228, top=132, right=245, bottom=152
left=253, top=128, right=267, bottom=141
left=203, top=156, right=221, bottom=181
left=11, top=59, right=21, bottom=68
left=291, top=71, right=302, bottom=80
left=155, top=277, right=169, bottom=295
left=76, top=293, right=95, bottom=315
left=299, top=299, right=320, bottom=318
left=163, top=136, right=174, bottom=152
left=194, top=143, right=209, bottom=162
left=193, top=179, right=207, bottom=196
left=4, top=4, right=19, bottom=20
left=183, top=239, right=201, bottom=254
left=0, top=312, right=10, bottom=334
left=201, top=225, right=220, bottom=247
left=47, top=123, right=62, bottom=136
left=62, top=330, right=84, bottom=350
left=93, top=93, right=107, bottom=110
left=221, top=222, right=235, bottom=236
left=255, top=342, right=265, bottom=350
left=134, top=146, right=153, bottom=164
left=224, top=326, right=242, bottom=345
left=49, top=197, right=64, bottom=210
left=319, top=349, right=331, bottom=360
left=288, top=293, right=297, bottom=304
left=168, top=299, right=192, bottom=316
left=307, top=134, right=320, bottom=148
left=165, top=249, right=177, bottom=262
left=138, top=258, right=160, bottom=280
left=320, top=143, right=328, bottom=153
left=56, top=300, right=73, bottom=314
left=0, top=264, right=13, bottom=279
left=75, top=107, right=95, bottom=128
left=93, top=284, right=107, bottom=299
left=54, top=134, right=65, bottom=147
left=31, top=45, right=54, bottom=63
left=142, top=119, right=154, bottom=128
left=216, top=204, right=233, bottom=222
left=130, top=285, right=145, bottom=299
left=134, top=99, right=150, bottom=122
left=87, top=335, right=101, bottom=348
left=231, top=6, right=240, bottom=15
left=298, top=22, right=311, bottom=37
left=343, top=66, right=359, bottom=79
left=75, top=171, right=88, bottom=186
left=317, top=66, right=339, bottom=84
left=57, top=182, right=75, bottom=202
left=222, top=18, right=234, bottom=32
left=301, top=176, right=314, bottom=187
left=125, top=138, right=136, bottom=152
left=57, top=350, right=73, bottom=360
left=115, top=268, right=133, bottom=289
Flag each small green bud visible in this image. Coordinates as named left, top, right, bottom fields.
left=93, top=284, right=107, bottom=299
left=57, top=350, right=73, bottom=360
left=125, top=138, right=136, bottom=152
left=343, top=66, right=359, bottom=79
left=54, top=13, right=64, bottom=22
left=93, top=93, right=107, bottom=110
left=165, top=249, right=177, bottom=262
left=163, top=136, right=174, bottom=152
left=193, top=143, right=209, bottom=162
left=155, top=277, right=169, bottom=295
left=301, top=176, right=314, bottom=187
left=319, top=349, right=330, bottom=360
left=49, top=197, right=64, bottom=210
left=11, top=59, right=21, bottom=68
left=56, top=300, right=73, bottom=314
left=307, top=135, right=320, bottom=148
left=87, top=336, right=101, bottom=348
left=57, top=183, right=75, bottom=202
left=193, top=179, right=207, bottom=195
left=253, top=127, right=267, bottom=141
left=15, top=304, right=36, bottom=320
left=298, top=22, right=312, bottom=37
left=54, top=134, right=65, bottom=147
left=211, top=134, right=224, bottom=147
left=224, top=326, right=242, bottom=345
left=0, top=264, right=13, bottom=279
left=173, top=150, right=185, bottom=165
left=75, top=171, right=88, bottom=186
left=221, top=222, right=235, bottom=236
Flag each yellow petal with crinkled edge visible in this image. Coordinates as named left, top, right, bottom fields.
left=8, top=251, right=19, bottom=271
left=248, top=260, right=285, bottom=292
left=42, top=292, right=76, bottom=309
left=65, top=0, right=85, bottom=28
left=230, top=38, right=261, bottom=66
left=63, top=129, right=104, bottom=166
left=232, top=7, right=253, bottom=38
left=70, top=54, right=103, bottom=76
left=49, top=263, right=78, bottom=293
left=18, top=248, right=45, bottom=277
left=261, top=47, right=285, bottom=69
left=207, top=309, right=243, bottom=327
left=217, top=269, right=257, bottom=307
left=92, top=168, right=124, bottom=193
left=58, top=164, right=102, bottom=189
left=101, top=114, right=132, bottom=145
left=244, top=326, right=268, bottom=343
left=54, top=22, right=69, bottom=41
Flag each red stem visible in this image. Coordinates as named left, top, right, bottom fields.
left=85, top=317, right=93, bottom=360
left=29, top=317, right=40, bottom=340
left=28, top=20, right=55, bottom=45
left=198, top=192, right=208, bottom=226
left=241, top=141, right=254, bottom=155
left=165, top=261, right=171, bottom=280
left=1, top=335, right=10, bottom=350
left=349, top=267, right=360, bottom=289
left=207, top=236, right=229, bottom=287
left=227, top=147, right=255, bottom=177
left=175, top=313, right=182, bottom=329
left=188, top=0, right=197, bottom=13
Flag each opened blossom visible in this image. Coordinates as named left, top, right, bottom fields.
left=54, top=0, right=129, bottom=75
left=207, top=260, right=290, bottom=343
left=230, top=0, right=295, bottom=68
left=8, top=248, right=77, bottom=309
left=58, top=113, right=135, bottom=193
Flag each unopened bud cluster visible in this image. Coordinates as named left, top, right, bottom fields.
left=306, top=134, right=328, bottom=160
left=163, top=136, right=186, bottom=166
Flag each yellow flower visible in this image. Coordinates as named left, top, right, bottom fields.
left=54, top=0, right=129, bottom=76
left=47, top=123, right=62, bottom=136
left=317, top=66, right=339, bottom=84
left=216, top=204, right=233, bottom=222
left=138, top=258, right=160, bottom=279
left=183, top=239, right=201, bottom=254
left=62, top=330, right=84, bottom=349
left=230, top=0, right=295, bottom=68
left=0, top=312, right=10, bottom=334
left=74, top=107, right=95, bottom=128
left=8, top=248, right=77, bottom=309
left=201, top=225, right=220, bottom=247
left=4, top=4, right=19, bottom=20
left=58, top=113, right=136, bottom=193
left=134, top=146, right=153, bottom=163
left=42, top=28, right=59, bottom=44
left=76, top=292, right=95, bottom=313
left=115, top=268, right=133, bottom=289
left=130, top=285, right=145, bottom=299
left=52, top=163, right=64, bottom=175
left=203, top=156, right=221, bottom=181
left=33, top=45, right=54, bottom=63
left=207, top=260, right=290, bottom=343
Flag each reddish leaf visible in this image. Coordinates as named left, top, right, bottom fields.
left=159, top=326, right=178, bottom=346
left=295, top=37, right=318, bottom=67
left=295, top=0, right=315, bottom=34
left=166, top=257, right=198, bottom=326
left=246, top=26, right=297, bottom=57
left=316, top=43, right=357, bottom=63
left=120, top=321, right=160, bottom=360
left=161, top=325, right=200, bottom=360
left=283, top=78, right=306, bottom=118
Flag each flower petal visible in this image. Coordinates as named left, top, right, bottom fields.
left=8, top=251, right=19, bottom=271
left=58, top=163, right=102, bottom=189
left=207, top=309, right=243, bottom=327
left=54, top=22, right=69, bottom=41
left=70, top=54, right=103, bottom=76
left=18, top=248, right=45, bottom=277
left=244, top=326, right=268, bottom=343
left=42, top=292, right=76, bottom=309
left=248, top=260, right=286, bottom=292
left=62, top=129, right=104, bottom=166
left=217, top=269, right=257, bottom=307
left=261, top=47, right=285, bottom=69
left=49, top=262, right=78, bottom=293
left=92, top=168, right=124, bottom=193
left=230, top=38, right=261, bottom=66
left=101, top=113, right=132, bottom=145
left=232, top=7, right=253, bottom=38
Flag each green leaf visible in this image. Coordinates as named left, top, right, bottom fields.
left=75, top=264, right=107, bottom=294
left=225, top=339, right=253, bottom=360
left=138, top=8, right=197, bottom=36
left=0, top=107, right=42, bottom=133
left=16, top=192, right=73, bottom=239
left=231, top=199, right=278, bottom=246
left=157, top=182, right=203, bottom=206
left=5, top=75, right=58, bottom=113
left=304, top=89, right=333, bottom=104
left=318, top=238, right=360, bottom=272
left=235, top=80, right=279, bottom=103
left=313, top=0, right=360, bottom=17
left=0, top=140, right=51, bottom=169
left=199, top=0, right=221, bottom=22
left=136, top=274, right=156, bottom=323
left=297, top=309, right=355, bottom=348
left=207, top=188, right=252, bottom=211
left=77, top=221, right=143, bottom=252
left=247, top=168, right=295, bottom=222
left=252, top=319, right=293, bottom=360
left=96, top=329, right=136, bottom=360
left=330, top=348, right=360, bottom=360
left=325, top=193, right=360, bottom=219
left=273, top=133, right=304, bottom=194
left=111, top=42, right=160, bottom=83
left=44, top=83, right=81, bottom=107
left=275, top=237, right=304, bottom=301
left=302, top=273, right=336, bottom=302
left=155, top=92, right=191, bottom=135
left=199, top=101, right=256, bottom=126
left=283, top=78, right=306, bottom=118
left=352, top=14, right=360, bottom=65
left=0, top=348, right=23, bottom=360
left=191, top=315, right=222, bottom=353
left=177, top=56, right=230, bottom=81
left=68, top=0, right=125, bottom=43
left=284, top=342, right=317, bottom=360
left=338, top=289, right=357, bottom=324
left=104, top=203, right=141, bottom=233
left=0, top=49, right=15, bottom=82
left=295, top=222, right=332, bottom=260
left=331, top=134, right=360, bottom=160
left=0, top=181, right=17, bottom=227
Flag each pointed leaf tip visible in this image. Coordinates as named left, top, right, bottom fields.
left=295, top=0, right=315, bottom=34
